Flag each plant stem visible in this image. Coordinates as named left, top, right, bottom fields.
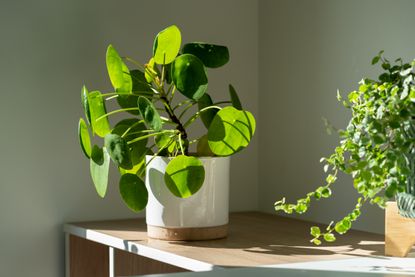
left=159, top=94, right=189, bottom=155
left=183, top=106, right=222, bottom=128
left=126, top=130, right=176, bottom=145
left=96, top=108, right=139, bottom=121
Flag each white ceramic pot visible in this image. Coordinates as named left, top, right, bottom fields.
left=145, top=155, right=230, bottom=240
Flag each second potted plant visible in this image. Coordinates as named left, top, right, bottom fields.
left=78, top=25, right=256, bottom=240
left=275, top=51, right=415, bottom=247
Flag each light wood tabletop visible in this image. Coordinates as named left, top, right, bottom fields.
left=65, top=211, right=385, bottom=276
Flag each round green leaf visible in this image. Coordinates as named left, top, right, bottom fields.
left=112, top=119, right=148, bottom=165
left=197, top=93, right=219, bottom=129
left=90, top=145, right=110, bottom=198
left=81, top=86, right=91, bottom=125
left=119, top=173, right=148, bottom=212
left=164, top=155, right=205, bottom=198
left=117, top=70, right=152, bottom=115
left=137, top=96, right=162, bottom=131
left=153, top=25, right=181, bottom=65
left=228, top=84, right=243, bottom=110
left=208, top=107, right=256, bottom=156
left=104, top=134, right=132, bottom=169
left=106, top=45, right=132, bottom=91
left=78, top=118, right=91, bottom=158
left=182, top=43, right=229, bottom=68
left=171, top=54, right=208, bottom=100
left=88, top=91, right=111, bottom=137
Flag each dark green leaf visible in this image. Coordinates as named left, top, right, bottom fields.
left=182, top=43, right=229, bottom=68
left=137, top=97, right=162, bottom=131
left=196, top=134, right=214, bottom=156
left=116, top=70, right=152, bottom=115
left=90, top=145, right=110, bottom=198
left=104, top=134, right=132, bottom=169
left=171, top=54, right=208, bottom=100
left=81, top=86, right=91, bottom=125
left=197, top=93, right=219, bottom=128
left=112, top=119, right=148, bottom=165
left=229, top=84, right=243, bottom=110
left=119, top=173, right=148, bottom=212
left=164, top=155, right=205, bottom=198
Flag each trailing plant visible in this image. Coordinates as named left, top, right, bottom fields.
left=78, top=25, right=256, bottom=212
left=275, top=51, right=415, bottom=244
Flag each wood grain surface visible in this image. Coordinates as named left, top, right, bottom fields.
left=68, top=212, right=385, bottom=268
left=385, top=201, right=415, bottom=257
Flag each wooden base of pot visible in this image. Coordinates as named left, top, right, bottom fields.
left=147, top=224, right=228, bottom=241
left=385, top=201, right=415, bottom=257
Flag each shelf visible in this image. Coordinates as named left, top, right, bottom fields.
left=64, top=212, right=384, bottom=276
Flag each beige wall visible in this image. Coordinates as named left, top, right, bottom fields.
left=0, top=0, right=258, bottom=276
left=258, top=0, right=415, bottom=233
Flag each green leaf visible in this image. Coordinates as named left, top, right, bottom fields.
left=208, top=107, right=256, bottom=156
left=229, top=84, right=243, bottom=110
left=196, top=134, right=214, bottom=156
left=164, top=155, right=205, bottom=198
left=112, top=119, right=148, bottom=165
left=137, top=96, right=162, bottom=131
left=104, top=134, right=132, bottom=169
left=171, top=54, right=208, bottom=100
left=371, top=56, right=380, bottom=65
left=88, top=91, right=111, bottom=137
left=197, top=93, right=219, bottom=128
left=145, top=58, right=158, bottom=83
left=321, top=187, right=332, bottom=198
left=106, top=45, right=132, bottom=92
left=116, top=69, right=151, bottom=115
left=90, top=145, right=110, bottom=198
left=119, top=173, right=148, bottom=212
left=153, top=25, right=181, bottom=65
left=310, top=226, right=321, bottom=237
left=119, top=157, right=146, bottom=178
left=155, top=133, right=177, bottom=154
left=311, top=238, right=322, bottom=245
left=335, top=218, right=352, bottom=234
left=78, top=118, right=91, bottom=158
left=323, top=233, right=336, bottom=242
left=182, top=43, right=229, bottom=68
left=81, top=86, right=91, bottom=125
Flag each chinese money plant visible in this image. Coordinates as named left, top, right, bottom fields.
left=78, top=25, right=255, bottom=212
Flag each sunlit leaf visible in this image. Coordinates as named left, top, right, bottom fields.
left=208, top=107, right=256, bottom=156
left=153, top=25, right=181, bottom=65
left=164, top=155, right=205, bottom=198
left=88, top=91, right=111, bottom=137
left=78, top=118, right=91, bottom=158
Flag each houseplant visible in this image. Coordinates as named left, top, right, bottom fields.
left=275, top=51, right=415, bottom=245
left=78, top=25, right=256, bottom=240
